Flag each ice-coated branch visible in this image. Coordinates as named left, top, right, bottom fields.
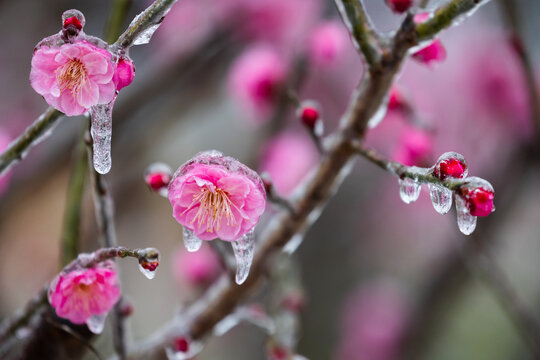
left=113, top=0, right=178, bottom=51
left=123, top=2, right=490, bottom=358
left=352, top=141, right=464, bottom=190
left=334, top=0, right=382, bottom=67
left=0, top=246, right=158, bottom=347
left=415, top=0, right=490, bottom=42
left=0, top=107, right=63, bottom=177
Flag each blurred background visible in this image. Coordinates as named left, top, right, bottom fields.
left=1, top=0, right=540, bottom=359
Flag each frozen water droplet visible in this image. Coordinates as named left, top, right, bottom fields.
left=455, top=195, right=477, bottom=235
left=428, top=184, right=453, bottom=214
left=231, top=230, right=255, bottom=285
left=86, top=314, right=106, bottom=334
left=398, top=178, right=421, bottom=204
left=138, top=263, right=156, bottom=279
left=183, top=228, right=202, bottom=252
left=368, top=98, right=389, bottom=129
left=90, top=100, right=115, bottom=174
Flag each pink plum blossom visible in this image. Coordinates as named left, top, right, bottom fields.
left=113, top=58, right=135, bottom=91
left=30, top=41, right=117, bottom=116
left=48, top=262, right=121, bottom=326
left=308, top=21, right=350, bottom=68
left=412, top=39, right=447, bottom=66
left=228, top=45, right=288, bottom=122
left=172, top=244, right=222, bottom=288
left=260, top=132, right=319, bottom=196
left=168, top=151, right=266, bottom=241
left=336, top=282, right=408, bottom=360
left=392, top=127, right=433, bottom=166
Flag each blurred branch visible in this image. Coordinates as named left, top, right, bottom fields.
left=123, top=2, right=490, bottom=358
left=334, top=0, right=382, bottom=67
left=498, top=0, right=540, bottom=141
left=60, top=123, right=89, bottom=267
left=415, top=0, right=490, bottom=41
left=105, top=0, right=134, bottom=44
left=113, top=0, right=178, bottom=51
left=0, top=107, right=63, bottom=177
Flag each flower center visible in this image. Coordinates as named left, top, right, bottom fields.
left=185, top=187, right=237, bottom=233
left=56, top=59, right=87, bottom=95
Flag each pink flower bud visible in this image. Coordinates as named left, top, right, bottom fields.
left=297, top=101, right=323, bottom=136
left=458, top=179, right=495, bottom=217
left=268, top=345, right=289, bottom=360
left=146, top=172, right=171, bottom=192
left=173, top=336, right=190, bottom=353
left=48, top=262, right=121, bottom=327
left=113, top=58, right=135, bottom=91
left=433, top=152, right=468, bottom=180
left=281, top=291, right=306, bottom=313
left=393, top=127, right=433, bottom=166
left=168, top=151, right=266, bottom=241
left=412, top=39, right=447, bottom=66
left=309, top=21, right=349, bottom=68
left=387, top=86, right=407, bottom=112
left=385, top=0, right=413, bottom=14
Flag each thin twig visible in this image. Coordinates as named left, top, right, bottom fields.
left=498, top=0, right=540, bottom=140
left=334, top=0, right=382, bottom=67
left=0, top=107, right=63, bottom=177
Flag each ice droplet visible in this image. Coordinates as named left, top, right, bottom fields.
left=455, top=195, right=477, bottom=235
left=90, top=100, right=115, bottom=174
left=231, top=230, right=255, bottom=285
left=138, top=263, right=156, bottom=279
left=428, top=184, right=453, bottom=214
left=86, top=314, right=107, bottom=334
left=182, top=228, right=203, bottom=252
left=398, top=178, right=421, bottom=204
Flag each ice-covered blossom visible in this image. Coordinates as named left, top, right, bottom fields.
left=48, top=262, right=120, bottom=328
left=412, top=39, right=447, bottom=66
left=260, top=132, right=319, bottom=196
left=228, top=45, right=288, bottom=122
left=308, top=21, right=349, bottom=68
left=433, top=152, right=468, bottom=180
left=113, top=58, right=135, bottom=91
left=168, top=151, right=266, bottom=241
left=458, top=179, right=495, bottom=217
left=385, top=0, right=412, bottom=14
left=172, top=244, right=222, bottom=287
left=30, top=41, right=117, bottom=116
left=297, top=100, right=323, bottom=136
left=145, top=162, right=173, bottom=196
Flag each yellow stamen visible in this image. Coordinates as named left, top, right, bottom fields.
left=56, top=58, right=87, bottom=95
left=183, top=187, right=237, bottom=232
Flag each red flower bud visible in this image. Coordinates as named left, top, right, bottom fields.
left=385, top=0, right=413, bottom=13
left=173, top=336, right=190, bottom=353
left=144, top=163, right=172, bottom=196
left=63, top=16, right=83, bottom=31
left=464, top=187, right=495, bottom=217
left=297, top=100, right=323, bottom=136
left=433, top=152, right=468, bottom=180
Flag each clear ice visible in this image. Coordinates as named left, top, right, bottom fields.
left=428, top=184, right=453, bottom=214
left=398, top=178, right=421, bottom=204
left=133, top=23, right=159, bottom=45
left=90, top=101, right=114, bottom=174
left=231, top=230, right=255, bottom=285
left=455, top=195, right=477, bottom=235
left=183, top=228, right=203, bottom=252
left=138, top=263, right=156, bottom=279
left=86, top=314, right=107, bottom=334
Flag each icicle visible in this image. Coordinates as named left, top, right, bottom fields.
left=86, top=314, right=107, bottom=334
left=283, top=234, right=304, bottom=255
left=133, top=24, right=159, bottom=45
left=214, top=313, right=241, bottom=336
left=182, top=228, right=203, bottom=252
left=455, top=195, right=477, bottom=235
left=231, top=230, right=255, bottom=285
left=398, top=178, right=421, bottom=204
left=90, top=99, right=115, bottom=174
left=428, top=184, right=453, bottom=214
